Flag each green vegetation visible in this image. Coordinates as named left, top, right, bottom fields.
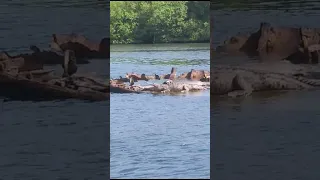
left=110, top=1, right=209, bottom=44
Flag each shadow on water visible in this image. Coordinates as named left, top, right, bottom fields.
left=212, top=0, right=320, bottom=11
left=110, top=43, right=210, bottom=178
left=212, top=1, right=320, bottom=179
left=0, top=2, right=109, bottom=179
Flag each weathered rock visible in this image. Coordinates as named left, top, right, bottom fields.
left=124, top=73, right=159, bottom=81
left=0, top=66, right=109, bottom=101
left=30, top=45, right=90, bottom=65
left=0, top=49, right=83, bottom=74
left=110, top=67, right=210, bottom=94
left=122, top=67, right=210, bottom=82
left=51, top=34, right=109, bottom=59
left=0, top=40, right=108, bottom=101
left=300, top=27, right=320, bottom=47
left=216, top=31, right=260, bottom=56
left=0, top=51, right=44, bottom=72
left=257, top=23, right=301, bottom=60
left=110, top=79, right=209, bottom=94
left=215, top=22, right=320, bottom=64
left=29, top=45, right=68, bottom=65
left=185, top=69, right=210, bottom=81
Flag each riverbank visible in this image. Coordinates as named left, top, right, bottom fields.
left=111, top=1, right=209, bottom=44
left=111, top=40, right=210, bottom=45
left=211, top=0, right=317, bottom=10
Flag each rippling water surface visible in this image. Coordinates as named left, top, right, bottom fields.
left=212, top=1, right=320, bottom=179
left=110, top=43, right=210, bottom=178
left=0, top=2, right=109, bottom=179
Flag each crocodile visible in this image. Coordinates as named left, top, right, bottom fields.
left=135, top=79, right=210, bottom=94
left=211, top=62, right=320, bottom=97
left=162, top=79, right=210, bottom=92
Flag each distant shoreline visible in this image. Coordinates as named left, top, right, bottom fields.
left=111, top=40, right=210, bottom=45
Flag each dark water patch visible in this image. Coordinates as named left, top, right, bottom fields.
left=3, top=0, right=108, bottom=9
left=0, top=2, right=109, bottom=179
left=212, top=0, right=320, bottom=11
left=212, top=2, right=320, bottom=179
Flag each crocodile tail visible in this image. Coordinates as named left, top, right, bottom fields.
left=295, top=76, right=320, bottom=86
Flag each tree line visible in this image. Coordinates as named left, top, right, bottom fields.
left=110, top=1, right=209, bottom=44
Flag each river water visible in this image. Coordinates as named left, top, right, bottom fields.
left=110, top=43, right=210, bottom=178
left=0, top=2, right=109, bottom=179
left=212, top=1, right=320, bottom=179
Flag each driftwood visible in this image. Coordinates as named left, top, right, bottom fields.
left=110, top=67, right=210, bottom=94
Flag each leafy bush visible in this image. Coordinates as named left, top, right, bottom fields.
left=110, top=1, right=209, bottom=44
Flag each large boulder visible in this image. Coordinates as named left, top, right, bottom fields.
left=214, top=22, right=320, bottom=64
left=0, top=51, right=43, bottom=72
left=257, top=23, right=301, bottom=60
left=51, top=34, right=109, bottom=59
